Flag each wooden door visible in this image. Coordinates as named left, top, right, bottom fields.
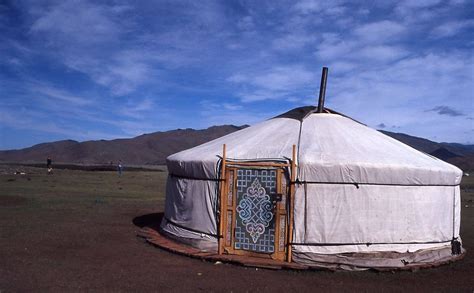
left=221, top=166, right=289, bottom=260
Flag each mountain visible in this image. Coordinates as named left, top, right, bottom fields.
left=380, top=130, right=473, bottom=171
left=0, top=125, right=247, bottom=165
left=429, top=147, right=462, bottom=161
left=380, top=131, right=474, bottom=157
left=0, top=125, right=472, bottom=171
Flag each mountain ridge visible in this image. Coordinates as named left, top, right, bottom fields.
left=0, top=125, right=472, bottom=171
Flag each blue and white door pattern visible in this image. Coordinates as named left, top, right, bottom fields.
left=234, top=169, right=277, bottom=253
left=225, top=167, right=288, bottom=259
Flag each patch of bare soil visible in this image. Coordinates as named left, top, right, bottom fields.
left=0, top=169, right=473, bottom=292
left=0, top=195, right=27, bottom=206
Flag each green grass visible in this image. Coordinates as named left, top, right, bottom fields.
left=0, top=168, right=167, bottom=205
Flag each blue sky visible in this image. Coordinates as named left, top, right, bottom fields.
left=0, top=0, right=473, bottom=150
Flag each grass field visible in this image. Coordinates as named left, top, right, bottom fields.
left=0, top=166, right=473, bottom=292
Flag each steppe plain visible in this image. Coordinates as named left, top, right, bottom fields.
left=0, top=165, right=473, bottom=292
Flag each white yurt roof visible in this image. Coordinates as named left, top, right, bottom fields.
left=167, top=107, right=462, bottom=186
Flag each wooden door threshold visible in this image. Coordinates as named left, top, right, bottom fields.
left=137, top=227, right=308, bottom=270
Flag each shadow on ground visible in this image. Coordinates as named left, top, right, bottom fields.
left=132, top=212, right=163, bottom=231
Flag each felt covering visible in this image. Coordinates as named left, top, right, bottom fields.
left=161, top=107, right=463, bottom=269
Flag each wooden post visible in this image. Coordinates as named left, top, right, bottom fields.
left=287, top=144, right=297, bottom=262
left=218, top=144, right=227, bottom=255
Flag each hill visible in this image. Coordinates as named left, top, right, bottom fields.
left=380, top=131, right=474, bottom=157
left=380, top=130, right=473, bottom=171
left=0, top=125, right=247, bottom=165
left=0, top=125, right=472, bottom=171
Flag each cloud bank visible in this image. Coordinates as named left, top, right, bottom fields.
left=0, top=0, right=472, bottom=149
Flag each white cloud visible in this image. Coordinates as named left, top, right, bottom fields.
left=120, top=98, right=155, bottom=119
left=33, top=84, right=93, bottom=106
left=272, top=34, right=315, bottom=51
left=353, top=21, right=406, bottom=43
left=116, top=120, right=162, bottom=137
left=199, top=100, right=265, bottom=127
left=228, top=65, right=316, bottom=102
left=253, top=65, right=315, bottom=91
left=354, top=45, right=408, bottom=62
left=25, top=1, right=155, bottom=96
left=315, top=34, right=355, bottom=61
left=315, top=33, right=408, bottom=64
left=397, top=0, right=442, bottom=9
left=238, top=90, right=280, bottom=103
left=222, top=103, right=243, bottom=111
left=294, top=0, right=347, bottom=16
left=449, top=0, right=467, bottom=4
left=317, top=43, right=354, bottom=61
left=226, top=73, right=247, bottom=83
left=237, top=16, right=255, bottom=31
left=63, top=50, right=155, bottom=96
left=0, top=107, right=122, bottom=142
left=326, top=61, right=357, bottom=74
left=327, top=52, right=474, bottom=143
left=29, top=1, right=128, bottom=44
left=431, top=20, right=474, bottom=38
left=2, top=0, right=473, bottom=147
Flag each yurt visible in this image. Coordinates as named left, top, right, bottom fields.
left=160, top=69, right=464, bottom=270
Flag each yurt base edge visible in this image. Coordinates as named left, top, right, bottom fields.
left=137, top=227, right=466, bottom=272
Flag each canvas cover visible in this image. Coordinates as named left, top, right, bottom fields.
left=161, top=109, right=463, bottom=268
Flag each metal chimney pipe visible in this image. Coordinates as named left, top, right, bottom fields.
left=317, top=67, right=328, bottom=113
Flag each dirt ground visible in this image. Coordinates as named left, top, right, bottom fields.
left=0, top=166, right=473, bottom=292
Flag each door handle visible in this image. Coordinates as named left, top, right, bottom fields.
left=272, top=193, right=283, bottom=208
